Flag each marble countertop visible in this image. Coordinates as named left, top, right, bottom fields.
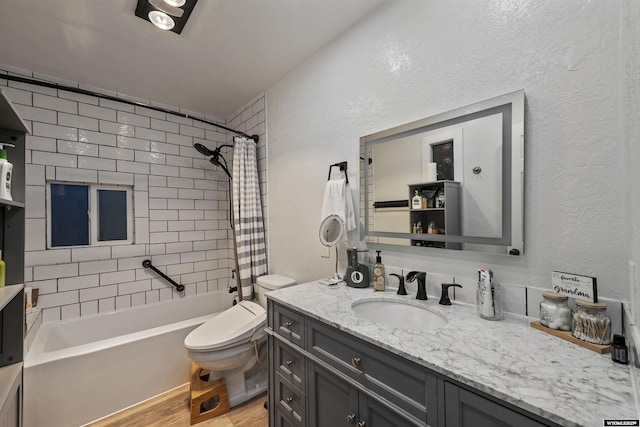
left=267, top=281, right=636, bottom=427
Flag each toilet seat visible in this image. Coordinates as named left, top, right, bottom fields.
left=184, top=300, right=267, bottom=352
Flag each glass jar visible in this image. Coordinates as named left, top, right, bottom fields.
left=539, top=292, right=571, bottom=331
left=572, top=300, right=611, bottom=345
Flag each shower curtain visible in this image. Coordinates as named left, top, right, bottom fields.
left=232, top=136, right=267, bottom=299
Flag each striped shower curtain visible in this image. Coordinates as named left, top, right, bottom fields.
left=232, top=136, right=267, bottom=299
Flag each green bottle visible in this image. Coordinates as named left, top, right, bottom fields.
left=0, top=250, right=5, bottom=287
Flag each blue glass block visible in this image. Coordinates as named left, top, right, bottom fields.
left=98, top=189, right=127, bottom=241
left=51, top=184, right=89, bottom=247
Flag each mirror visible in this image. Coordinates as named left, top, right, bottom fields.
left=359, top=90, right=524, bottom=255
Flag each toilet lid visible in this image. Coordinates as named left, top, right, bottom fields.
left=257, top=274, right=297, bottom=290
left=184, top=300, right=267, bottom=351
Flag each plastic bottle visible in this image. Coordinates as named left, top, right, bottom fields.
left=0, top=145, right=13, bottom=201
left=373, top=250, right=385, bottom=291
left=0, top=250, right=5, bottom=287
left=411, top=190, right=421, bottom=209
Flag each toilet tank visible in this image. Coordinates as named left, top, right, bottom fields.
left=256, top=274, right=297, bottom=309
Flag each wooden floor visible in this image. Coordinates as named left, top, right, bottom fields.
left=87, top=385, right=268, bottom=427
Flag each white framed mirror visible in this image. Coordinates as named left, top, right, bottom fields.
left=359, top=90, right=525, bottom=255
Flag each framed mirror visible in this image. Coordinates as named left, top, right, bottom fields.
left=359, top=90, right=524, bottom=255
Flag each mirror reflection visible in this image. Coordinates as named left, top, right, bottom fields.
left=360, top=90, right=524, bottom=255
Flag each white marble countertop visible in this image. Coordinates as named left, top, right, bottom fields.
left=267, top=281, right=636, bottom=427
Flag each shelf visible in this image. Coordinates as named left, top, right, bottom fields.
left=410, top=208, right=445, bottom=212
left=0, top=198, right=24, bottom=209
left=0, top=284, right=23, bottom=311
left=0, top=88, right=31, bottom=133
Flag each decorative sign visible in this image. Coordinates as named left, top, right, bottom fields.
left=551, top=271, right=598, bottom=302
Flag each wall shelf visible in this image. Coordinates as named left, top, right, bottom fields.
left=0, top=199, right=24, bottom=210
left=0, top=285, right=23, bottom=311
left=0, top=88, right=30, bottom=133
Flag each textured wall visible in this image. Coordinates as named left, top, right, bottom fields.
left=266, top=0, right=630, bottom=300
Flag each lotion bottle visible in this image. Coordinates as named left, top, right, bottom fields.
left=412, top=190, right=421, bottom=209
left=0, top=144, right=13, bottom=201
left=373, top=250, right=385, bottom=291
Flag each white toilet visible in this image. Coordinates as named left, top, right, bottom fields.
left=184, top=274, right=296, bottom=407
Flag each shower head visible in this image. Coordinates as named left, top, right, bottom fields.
left=211, top=156, right=232, bottom=179
left=194, top=143, right=213, bottom=156
left=195, top=143, right=233, bottom=179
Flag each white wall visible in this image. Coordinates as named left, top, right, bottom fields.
left=266, top=0, right=631, bottom=301
left=1, top=64, right=266, bottom=322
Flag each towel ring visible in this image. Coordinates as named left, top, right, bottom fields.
left=328, top=161, right=349, bottom=183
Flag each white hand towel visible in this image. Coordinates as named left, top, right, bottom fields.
left=321, top=179, right=356, bottom=237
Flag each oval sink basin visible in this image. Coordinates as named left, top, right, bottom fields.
left=351, top=299, right=448, bottom=332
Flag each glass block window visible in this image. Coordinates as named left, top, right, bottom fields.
left=48, top=183, right=133, bottom=247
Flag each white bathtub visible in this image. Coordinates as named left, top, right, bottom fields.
left=23, top=291, right=234, bottom=427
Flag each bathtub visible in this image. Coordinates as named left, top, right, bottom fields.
left=23, top=290, right=234, bottom=427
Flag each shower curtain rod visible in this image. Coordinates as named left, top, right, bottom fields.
left=0, top=74, right=259, bottom=143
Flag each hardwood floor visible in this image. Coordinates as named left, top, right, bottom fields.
left=87, top=385, right=268, bottom=427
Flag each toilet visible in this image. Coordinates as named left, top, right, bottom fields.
left=184, top=274, right=296, bottom=408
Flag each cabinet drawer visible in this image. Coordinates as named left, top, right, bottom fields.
left=275, top=372, right=305, bottom=425
left=274, top=407, right=300, bottom=427
left=272, top=303, right=304, bottom=347
left=308, top=318, right=431, bottom=421
left=274, top=339, right=306, bottom=390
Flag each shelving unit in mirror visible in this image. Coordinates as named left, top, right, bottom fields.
left=409, top=181, right=460, bottom=249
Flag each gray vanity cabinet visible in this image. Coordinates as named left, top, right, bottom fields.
left=268, top=301, right=559, bottom=427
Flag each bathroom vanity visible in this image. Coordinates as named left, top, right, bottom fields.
left=266, top=282, right=635, bottom=427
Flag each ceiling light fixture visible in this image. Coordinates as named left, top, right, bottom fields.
left=135, top=0, right=198, bottom=34
left=148, top=10, right=175, bottom=30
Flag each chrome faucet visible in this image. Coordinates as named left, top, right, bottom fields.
left=406, top=271, right=427, bottom=300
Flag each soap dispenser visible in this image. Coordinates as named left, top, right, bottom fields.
left=0, top=142, right=14, bottom=201
left=373, top=250, right=385, bottom=291
left=411, top=190, right=421, bottom=209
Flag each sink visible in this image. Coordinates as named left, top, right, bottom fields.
left=351, top=298, right=448, bottom=332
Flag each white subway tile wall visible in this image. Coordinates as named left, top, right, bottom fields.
left=2, top=65, right=266, bottom=322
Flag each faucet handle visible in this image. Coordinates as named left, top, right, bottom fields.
left=390, top=274, right=407, bottom=295
left=439, top=283, right=462, bottom=305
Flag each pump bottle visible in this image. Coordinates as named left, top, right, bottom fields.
left=0, top=250, right=5, bottom=288
left=0, top=143, right=14, bottom=201
left=373, top=250, right=385, bottom=291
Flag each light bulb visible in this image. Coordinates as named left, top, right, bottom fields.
left=148, top=10, right=175, bottom=30
left=164, top=0, right=186, bottom=6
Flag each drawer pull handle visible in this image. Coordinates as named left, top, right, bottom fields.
left=283, top=321, right=292, bottom=329
left=351, top=357, right=361, bottom=368
left=347, top=413, right=357, bottom=423
left=285, top=360, right=293, bottom=367
left=358, top=421, right=366, bottom=427
left=285, top=396, right=294, bottom=403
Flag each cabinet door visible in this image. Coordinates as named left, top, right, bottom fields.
left=308, top=361, right=358, bottom=427
left=444, top=382, right=549, bottom=427
left=359, top=394, right=422, bottom=427
left=0, top=364, right=22, bottom=427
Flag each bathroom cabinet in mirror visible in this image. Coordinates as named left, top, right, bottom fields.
left=359, top=90, right=524, bottom=255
